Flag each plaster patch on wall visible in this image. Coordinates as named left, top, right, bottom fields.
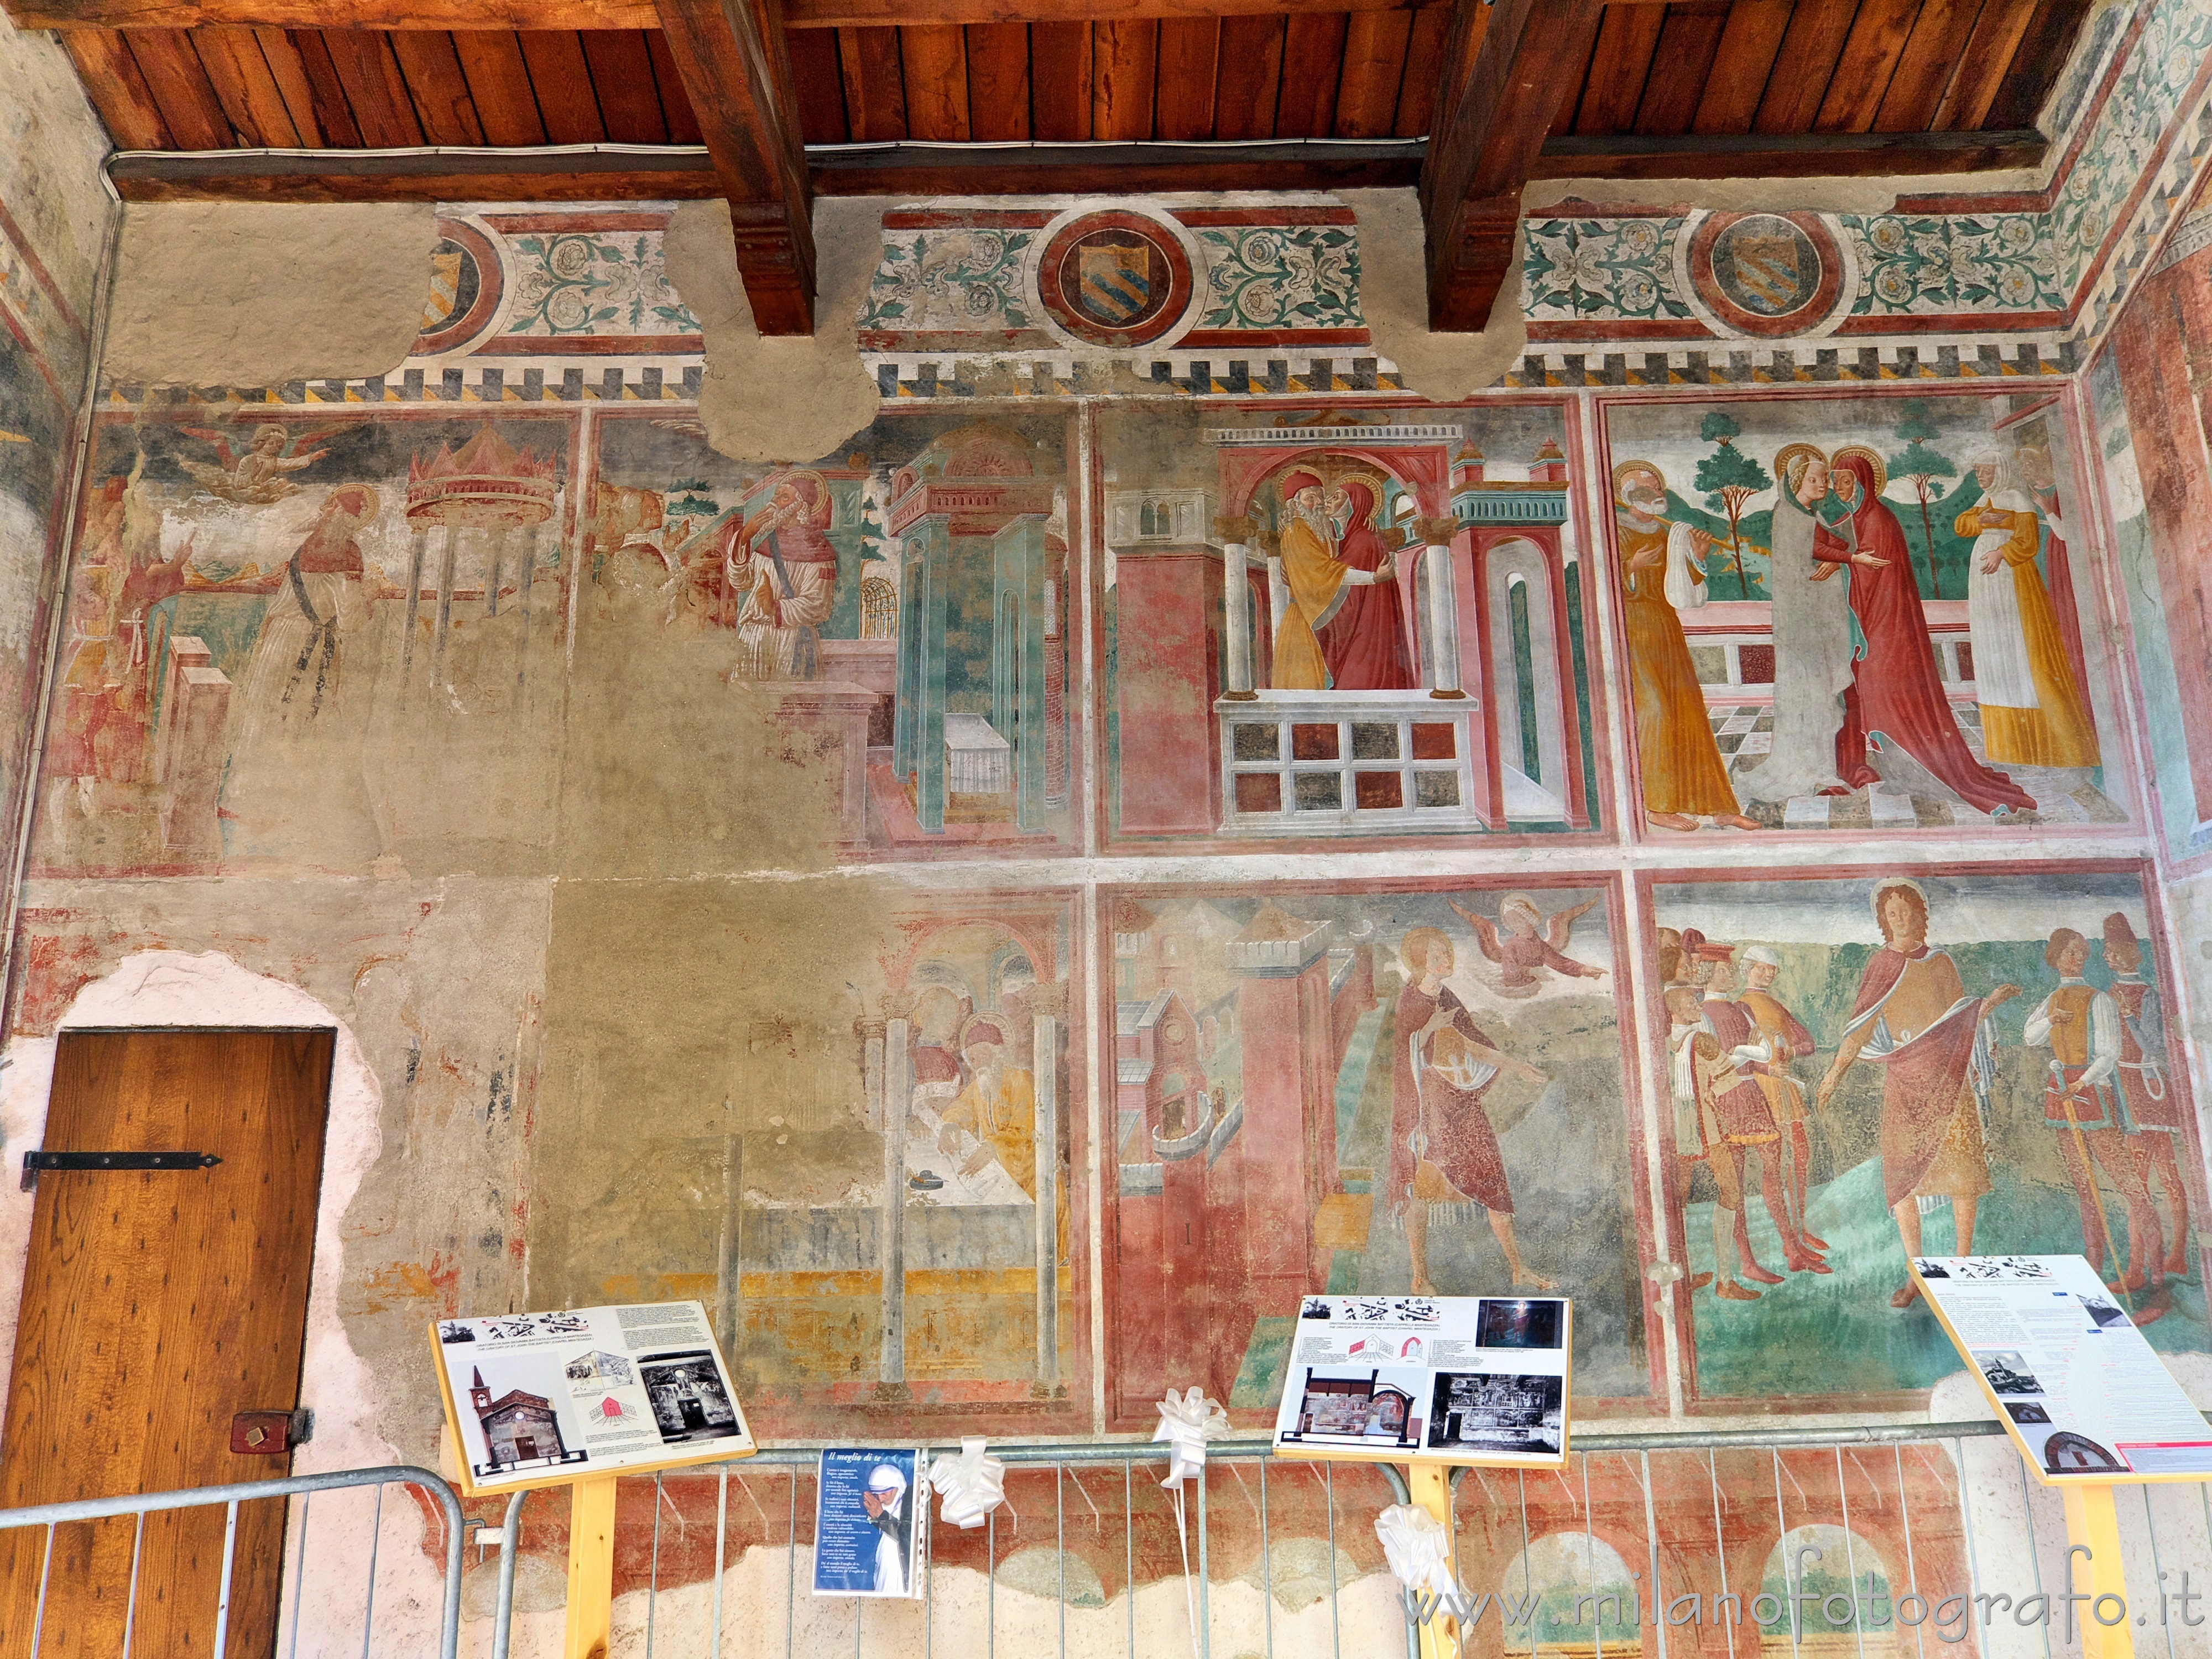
left=0, top=5, right=110, bottom=345
left=665, top=196, right=884, bottom=463
left=102, top=202, right=436, bottom=390
left=1342, top=188, right=1525, bottom=399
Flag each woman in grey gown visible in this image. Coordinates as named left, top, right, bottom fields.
left=1738, top=444, right=1853, bottom=804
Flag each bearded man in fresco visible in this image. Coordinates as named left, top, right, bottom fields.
left=1270, top=471, right=1395, bottom=690
left=1817, top=879, right=2018, bottom=1308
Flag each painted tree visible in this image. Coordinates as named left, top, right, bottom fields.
left=666, top=477, right=719, bottom=521
left=1693, top=411, right=1771, bottom=597
left=1887, top=400, right=1954, bottom=596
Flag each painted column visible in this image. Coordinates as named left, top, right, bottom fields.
left=1217, top=515, right=1257, bottom=699
left=915, top=520, right=951, bottom=832
left=1227, top=906, right=1334, bottom=1364
left=1418, top=516, right=1468, bottom=700
left=995, top=514, right=1051, bottom=831
left=514, top=525, right=538, bottom=691
left=402, top=529, right=429, bottom=674
left=857, top=1015, right=887, bottom=1130
left=880, top=1001, right=913, bottom=1383
left=1026, top=979, right=1066, bottom=1382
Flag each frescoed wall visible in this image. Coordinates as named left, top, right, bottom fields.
left=0, top=144, right=2210, bottom=1636
left=1645, top=865, right=2204, bottom=1407
left=1101, top=879, right=1644, bottom=1427
left=1599, top=390, right=2128, bottom=840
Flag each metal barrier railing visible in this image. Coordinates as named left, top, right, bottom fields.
left=0, top=1464, right=463, bottom=1659
left=476, top=1417, right=2212, bottom=1659
left=5, top=1421, right=2207, bottom=1659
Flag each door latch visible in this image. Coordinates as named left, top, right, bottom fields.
left=20, top=1150, right=221, bottom=1190
left=231, top=1410, right=312, bottom=1455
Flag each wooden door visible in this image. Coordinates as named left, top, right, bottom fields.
left=0, top=1029, right=334, bottom=1657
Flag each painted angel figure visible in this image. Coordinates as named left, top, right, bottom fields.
left=1446, top=892, right=1608, bottom=998
left=178, top=422, right=335, bottom=504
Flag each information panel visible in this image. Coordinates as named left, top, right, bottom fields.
left=430, top=1301, right=754, bottom=1496
left=1271, top=1294, right=1571, bottom=1469
left=1912, top=1255, right=2212, bottom=1484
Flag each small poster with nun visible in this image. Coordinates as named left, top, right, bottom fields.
left=814, top=1448, right=924, bottom=1598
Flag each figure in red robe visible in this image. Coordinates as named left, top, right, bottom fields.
left=1812, top=451, right=2034, bottom=816
left=1318, top=478, right=1416, bottom=691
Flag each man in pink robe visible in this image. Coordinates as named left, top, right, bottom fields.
left=1818, top=879, right=2020, bottom=1307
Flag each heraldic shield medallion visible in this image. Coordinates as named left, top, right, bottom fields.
left=1687, top=210, right=1845, bottom=338
left=1038, top=210, right=1194, bottom=347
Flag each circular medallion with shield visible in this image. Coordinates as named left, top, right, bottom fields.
left=1037, top=211, right=1194, bottom=347
left=415, top=218, right=504, bottom=357
left=1687, top=211, right=1844, bottom=338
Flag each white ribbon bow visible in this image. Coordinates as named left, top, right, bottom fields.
left=926, top=1437, right=1006, bottom=1530
left=1152, top=1387, right=1230, bottom=1489
left=1375, top=1503, right=1459, bottom=1601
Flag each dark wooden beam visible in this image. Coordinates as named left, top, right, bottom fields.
left=7, top=0, right=1469, bottom=25
left=654, top=0, right=816, bottom=332
left=1420, top=0, right=1604, bottom=332
left=1532, top=127, right=2048, bottom=180
left=105, top=138, right=1423, bottom=199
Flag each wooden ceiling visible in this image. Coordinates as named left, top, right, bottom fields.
left=15, top=0, right=2090, bottom=336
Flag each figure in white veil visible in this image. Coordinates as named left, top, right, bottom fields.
left=1737, top=444, right=1853, bottom=802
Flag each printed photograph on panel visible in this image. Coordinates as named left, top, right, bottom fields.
left=1103, top=880, right=1644, bottom=1427
left=36, top=410, right=577, bottom=877
left=1600, top=391, right=2128, bottom=837
left=1095, top=400, right=1603, bottom=847
left=1647, top=868, right=2208, bottom=1404
left=529, top=880, right=1084, bottom=1438
left=588, top=408, right=1077, bottom=860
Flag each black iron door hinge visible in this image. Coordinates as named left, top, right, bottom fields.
left=20, top=1150, right=222, bottom=1190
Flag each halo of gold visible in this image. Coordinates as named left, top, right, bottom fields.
left=1772, top=442, right=1827, bottom=492
left=1829, top=444, right=1888, bottom=495
left=1611, top=458, right=1667, bottom=501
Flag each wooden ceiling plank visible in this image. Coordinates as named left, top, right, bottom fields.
left=1569, top=4, right=1665, bottom=135
left=785, top=23, right=851, bottom=140
left=1630, top=2, right=1729, bottom=135
left=580, top=28, right=670, bottom=140
left=1929, top=0, right=2033, bottom=127
left=1981, top=0, right=2085, bottom=128
left=1391, top=2, right=1452, bottom=135
left=1271, top=11, right=1348, bottom=137
left=453, top=31, right=550, bottom=144
left=189, top=23, right=298, bottom=144
left=1871, top=0, right=1986, bottom=129
left=645, top=28, right=707, bottom=139
left=1152, top=15, right=1215, bottom=138
left=654, top=0, right=817, bottom=332
left=900, top=23, right=972, bottom=138
left=250, top=25, right=327, bottom=142
left=1688, top=0, right=1792, bottom=134
left=321, top=28, right=428, bottom=144
left=1028, top=18, right=1091, bottom=137
left=836, top=25, right=909, bottom=138
left=1332, top=7, right=1411, bottom=137
left=1092, top=18, right=1159, bottom=139
left=286, top=31, right=366, bottom=144
left=961, top=22, right=1029, bottom=139
left=1210, top=12, right=1285, bottom=136
left=1812, top=0, right=1918, bottom=132
left=127, top=28, right=241, bottom=147
left=1751, top=0, right=1860, bottom=132
left=1423, top=0, right=1605, bottom=329
left=514, top=29, right=606, bottom=141
left=389, top=29, right=484, bottom=144
left=60, top=30, right=173, bottom=148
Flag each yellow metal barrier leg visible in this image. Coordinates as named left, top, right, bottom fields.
left=565, top=1473, right=619, bottom=1659
left=1408, top=1464, right=1462, bottom=1659
left=2060, top=1483, right=2135, bottom=1659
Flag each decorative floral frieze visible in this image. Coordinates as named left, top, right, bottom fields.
left=1522, top=217, right=1693, bottom=323
left=858, top=228, right=1035, bottom=333
left=502, top=231, right=698, bottom=338
left=1194, top=225, right=1361, bottom=330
